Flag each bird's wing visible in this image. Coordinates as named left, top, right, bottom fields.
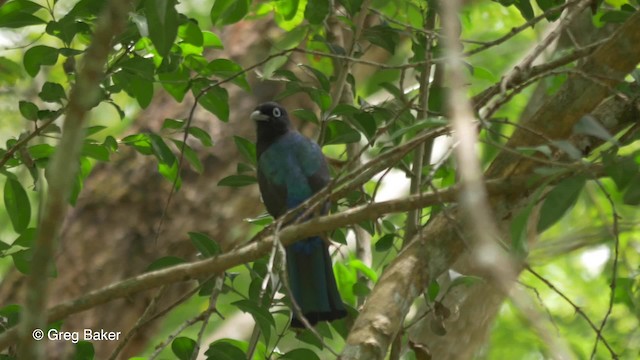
left=297, top=136, right=330, bottom=193
left=257, top=165, right=288, bottom=218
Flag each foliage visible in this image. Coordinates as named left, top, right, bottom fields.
left=0, top=0, right=639, bottom=359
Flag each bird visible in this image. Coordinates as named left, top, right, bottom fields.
left=251, top=101, right=347, bottom=328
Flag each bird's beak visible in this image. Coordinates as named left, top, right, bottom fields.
left=250, top=110, right=269, bottom=121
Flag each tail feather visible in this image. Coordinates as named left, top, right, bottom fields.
left=286, top=236, right=346, bottom=328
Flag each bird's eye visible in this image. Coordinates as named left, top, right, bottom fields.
left=272, top=107, right=281, bottom=118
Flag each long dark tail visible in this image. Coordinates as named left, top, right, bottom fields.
left=286, top=236, right=346, bottom=328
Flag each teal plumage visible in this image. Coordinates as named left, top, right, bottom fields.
left=251, top=102, right=346, bottom=328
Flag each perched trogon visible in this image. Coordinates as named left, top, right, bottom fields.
left=251, top=102, right=347, bottom=328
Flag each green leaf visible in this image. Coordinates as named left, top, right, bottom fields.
left=281, top=348, right=321, bottom=360
left=46, top=18, right=91, bottom=44
left=363, top=25, right=399, bottom=54
left=85, top=125, right=107, bottom=137
left=73, top=341, right=94, bottom=360
left=535, top=0, right=562, bottom=21
left=537, top=175, right=587, bottom=232
left=0, top=304, right=21, bottom=328
left=0, top=0, right=45, bottom=28
left=19, top=101, right=38, bottom=121
left=171, top=139, right=204, bottom=173
left=305, top=87, right=331, bottom=111
left=188, top=126, right=214, bottom=147
left=221, top=0, right=250, bottom=25
left=158, top=160, right=181, bottom=188
left=262, top=55, right=289, bottom=79
left=204, top=339, right=246, bottom=360
left=162, top=118, right=184, bottom=130
left=292, top=109, right=318, bottom=124
left=300, top=64, right=330, bottom=92
left=604, top=155, right=638, bottom=191
left=159, top=65, right=190, bottom=102
left=122, top=133, right=154, bottom=155
left=188, top=232, right=220, bottom=257
left=210, top=0, right=249, bottom=25
left=202, top=31, right=223, bottom=48
left=0, top=57, right=22, bottom=85
left=323, top=120, right=361, bottom=145
left=149, top=134, right=176, bottom=166
left=472, top=66, right=497, bottom=82
left=600, top=10, right=632, bottom=23
left=27, top=144, right=55, bottom=160
left=509, top=187, right=544, bottom=258
left=232, top=300, right=274, bottom=344
left=304, top=0, right=329, bottom=24
left=4, top=178, right=30, bottom=233
left=233, top=136, right=256, bottom=165
left=23, top=45, right=59, bottom=77
left=69, top=156, right=93, bottom=206
left=103, top=135, right=118, bottom=152
left=295, top=329, right=324, bottom=349
left=622, top=173, right=640, bottom=205
left=218, top=174, right=257, bottom=187
left=337, top=0, right=364, bottom=16
left=348, top=259, right=378, bottom=282
left=13, top=227, right=36, bottom=248
left=183, top=143, right=203, bottom=173
left=178, top=21, right=203, bottom=46
left=428, top=281, right=440, bottom=301
left=12, top=249, right=33, bottom=274
left=352, top=279, right=371, bottom=296
left=428, top=86, right=447, bottom=113
left=81, top=143, right=110, bottom=161
left=276, top=0, right=299, bottom=20
left=207, top=59, right=250, bottom=91
left=515, top=0, right=534, bottom=20
left=171, top=337, right=197, bottom=360
left=374, top=233, right=395, bottom=252
left=145, top=0, right=178, bottom=57
left=146, top=256, right=185, bottom=272
left=130, top=77, right=154, bottom=108
left=353, top=112, right=377, bottom=140
left=193, top=81, right=229, bottom=121
left=38, top=82, right=67, bottom=103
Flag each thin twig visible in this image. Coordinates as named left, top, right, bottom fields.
left=526, top=266, right=618, bottom=358
left=463, top=0, right=580, bottom=58
left=590, top=180, right=621, bottom=360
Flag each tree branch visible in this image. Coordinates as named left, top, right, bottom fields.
left=17, top=0, right=132, bottom=358
left=338, top=9, right=640, bottom=359
left=0, top=176, right=541, bottom=351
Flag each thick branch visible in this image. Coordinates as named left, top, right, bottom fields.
left=487, top=9, right=640, bottom=178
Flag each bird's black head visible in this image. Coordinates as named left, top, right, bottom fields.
left=251, top=102, right=291, bottom=148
